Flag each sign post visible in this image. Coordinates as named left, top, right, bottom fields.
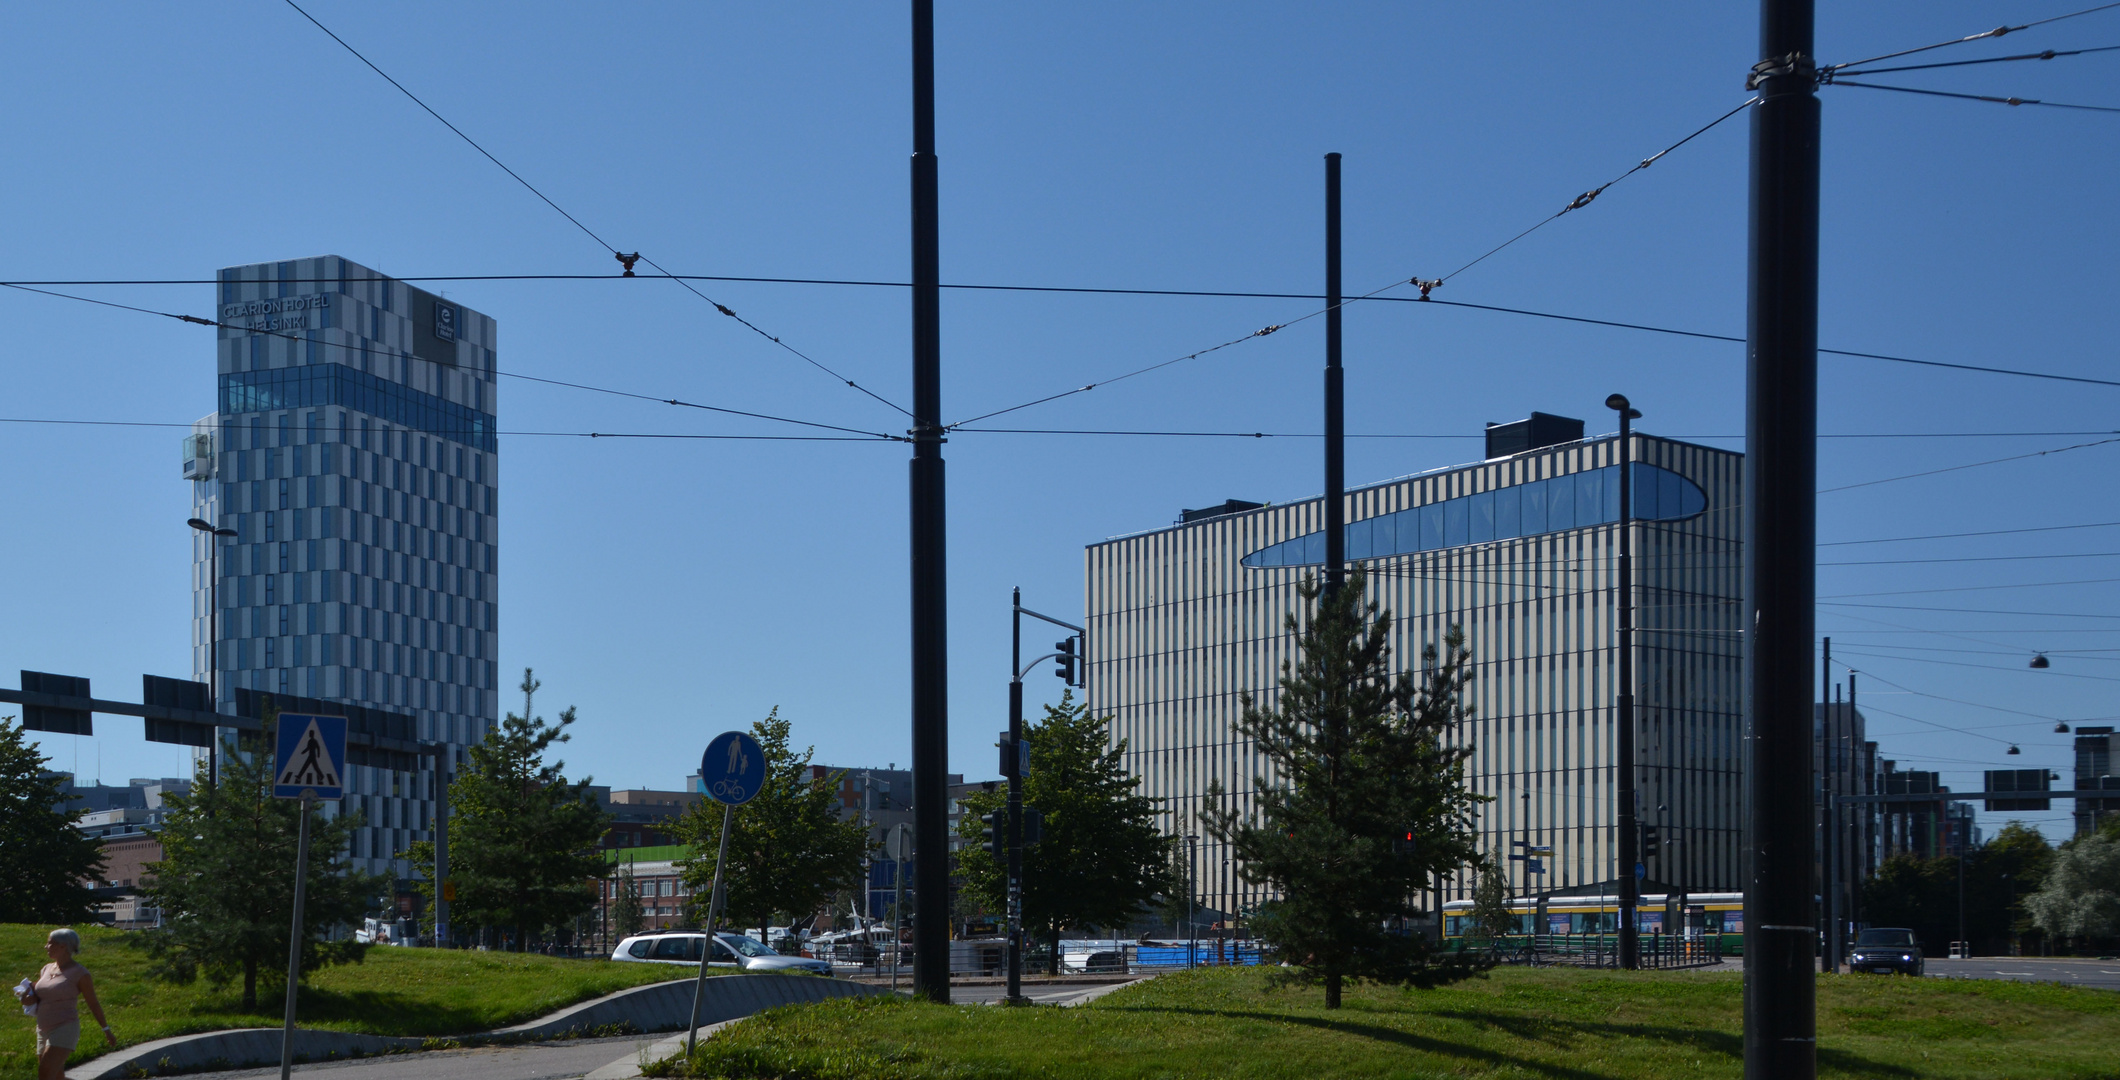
left=685, top=730, right=765, bottom=1060
left=270, top=714, right=346, bottom=1080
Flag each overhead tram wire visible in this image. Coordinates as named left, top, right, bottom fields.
left=7, top=276, right=2114, bottom=393
left=1826, top=42, right=2120, bottom=76
left=1819, top=1, right=2120, bottom=74
left=0, top=281, right=907, bottom=443
left=1824, top=576, right=2120, bottom=597
left=278, top=0, right=909, bottom=418
left=0, top=417, right=886, bottom=442
left=939, top=98, right=1765, bottom=431
left=1827, top=80, right=2120, bottom=114
left=1820, top=436, right=2120, bottom=492
left=1824, top=520, right=2120, bottom=546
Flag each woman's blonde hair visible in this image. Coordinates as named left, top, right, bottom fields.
left=47, top=928, right=81, bottom=953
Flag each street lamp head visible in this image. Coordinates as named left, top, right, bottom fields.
left=2029, top=653, right=2051, bottom=669
left=187, top=518, right=212, bottom=531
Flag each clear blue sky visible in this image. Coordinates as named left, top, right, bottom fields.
left=3, top=3, right=2114, bottom=843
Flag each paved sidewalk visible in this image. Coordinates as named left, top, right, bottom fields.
left=172, top=1035, right=662, bottom=1080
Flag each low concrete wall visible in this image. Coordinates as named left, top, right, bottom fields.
left=68, top=1028, right=424, bottom=1080
left=66, top=974, right=888, bottom=1079
left=497, top=973, right=886, bottom=1038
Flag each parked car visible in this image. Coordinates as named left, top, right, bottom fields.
left=1848, top=928, right=1924, bottom=976
left=611, top=931, right=833, bottom=976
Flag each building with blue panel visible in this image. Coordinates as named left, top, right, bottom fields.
left=186, top=255, right=499, bottom=876
left=1085, top=415, right=1745, bottom=916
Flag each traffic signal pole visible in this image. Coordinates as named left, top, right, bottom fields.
left=1741, top=0, right=1821, bottom=1073
left=1611, top=398, right=1641, bottom=970
left=1322, top=152, right=1345, bottom=597
left=908, top=0, right=952, bottom=1005
left=1007, top=590, right=1083, bottom=1002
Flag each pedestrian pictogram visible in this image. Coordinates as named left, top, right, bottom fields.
left=273, top=714, right=347, bottom=800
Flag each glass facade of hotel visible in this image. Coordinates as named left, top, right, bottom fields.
left=1084, top=432, right=1744, bottom=913
left=187, top=255, right=498, bottom=877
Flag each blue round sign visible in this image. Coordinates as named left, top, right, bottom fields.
left=701, top=731, right=767, bottom=805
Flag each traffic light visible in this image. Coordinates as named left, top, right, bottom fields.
left=1022, top=807, right=1044, bottom=848
left=980, top=811, right=1004, bottom=860
left=1054, top=637, right=1080, bottom=686
left=1393, top=829, right=1417, bottom=856
left=1642, top=825, right=1661, bottom=856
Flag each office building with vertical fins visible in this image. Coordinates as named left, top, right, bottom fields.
left=185, top=255, right=499, bottom=877
left=1083, top=413, right=1744, bottom=914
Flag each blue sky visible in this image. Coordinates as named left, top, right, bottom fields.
left=2, top=2, right=2114, bottom=843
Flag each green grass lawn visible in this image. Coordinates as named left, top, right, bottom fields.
left=656, top=965, right=2120, bottom=1080
left=1, top=923, right=687, bottom=1079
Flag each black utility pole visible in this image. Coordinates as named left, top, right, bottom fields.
left=908, top=0, right=951, bottom=1004
left=1821, top=639, right=1834, bottom=974
left=1608, top=397, right=1642, bottom=969
left=1322, top=153, right=1346, bottom=594
left=1742, top=0, right=1821, bottom=1073
left=187, top=517, right=236, bottom=789
left=1007, top=589, right=1025, bottom=1005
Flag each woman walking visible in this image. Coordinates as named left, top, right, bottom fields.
left=15, top=928, right=116, bottom=1080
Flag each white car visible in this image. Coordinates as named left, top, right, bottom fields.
left=610, top=931, right=833, bottom=977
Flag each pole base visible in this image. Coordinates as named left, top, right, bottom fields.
left=1004, top=994, right=1034, bottom=1007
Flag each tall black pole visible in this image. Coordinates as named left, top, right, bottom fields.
left=1611, top=398, right=1639, bottom=969
left=908, top=0, right=951, bottom=1004
left=1006, top=589, right=1025, bottom=1004
left=1742, top=0, right=1820, bottom=1073
left=1820, top=639, right=1833, bottom=974
left=1322, top=153, right=1345, bottom=595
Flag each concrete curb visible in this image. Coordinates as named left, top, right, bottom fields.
left=66, top=974, right=890, bottom=1079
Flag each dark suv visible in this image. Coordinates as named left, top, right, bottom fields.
left=1848, top=928, right=1924, bottom=976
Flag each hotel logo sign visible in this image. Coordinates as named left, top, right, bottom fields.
left=221, top=294, right=329, bottom=333
left=434, top=301, right=460, bottom=342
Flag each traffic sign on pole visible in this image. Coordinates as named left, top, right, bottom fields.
left=699, top=730, right=766, bottom=806
left=272, top=714, right=346, bottom=800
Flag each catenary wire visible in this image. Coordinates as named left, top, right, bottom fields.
left=1823, top=520, right=2120, bottom=546
left=1829, top=42, right=2120, bottom=76
left=1823, top=601, right=2120, bottom=620
left=0, top=416, right=884, bottom=442
left=1834, top=646, right=2120, bottom=684
left=8, top=277, right=2112, bottom=392
left=1828, top=79, right=2120, bottom=113
left=1435, top=97, right=1759, bottom=283
left=0, top=282, right=906, bottom=442
left=279, top=0, right=908, bottom=417
left=1821, top=1, right=2120, bottom=72
left=941, top=99, right=1765, bottom=429
left=1820, top=437, right=2120, bottom=492
left=1823, top=576, right=2120, bottom=598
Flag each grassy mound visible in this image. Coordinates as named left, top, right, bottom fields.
left=654, top=965, right=2120, bottom=1079
left=2, top=923, right=686, bottom=1078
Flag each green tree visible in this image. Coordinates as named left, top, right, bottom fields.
left=0, top=716, right=107, bottom=924
left=1203, top=569, right=1489, bottom=1008
left=611, top=859, right=646, bottom=938
left=137, top=715, right=374, bottom=1010
left=671, top=709, right=869, bottom=941
left=2025, top=831, right=2120, bottom=950
left=1862, top=824, right=2056, bottom=956
left=957, top=693, right=1176, bottom=972
left=401, top=669, right=609, bottom=950
left=1471, top=857, right=1515, bottom=943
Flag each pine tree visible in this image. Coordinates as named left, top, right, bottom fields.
left=1203, top=568, right=1489, bottom=1008
left=136, top=714, right=375, bottom=1010
left=0, top=716, right=108, bottom=924
left=401, top=669, right=609, bottom=950
left=957, top=693, right=1175, bottom=972
left=671, top=709, right=869, bottom=942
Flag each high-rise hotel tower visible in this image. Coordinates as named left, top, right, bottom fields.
left=185, top=256, right=498, bottom=876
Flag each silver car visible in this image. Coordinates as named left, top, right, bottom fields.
left=610, top=931, right=833, bottom=976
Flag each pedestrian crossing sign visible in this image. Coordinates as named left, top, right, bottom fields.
left=273, top=713, right=347, bottom=800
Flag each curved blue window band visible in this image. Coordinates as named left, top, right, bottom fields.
left=1240, top=462, right=1706, bottom=569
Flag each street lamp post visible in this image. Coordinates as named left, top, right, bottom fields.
left=187, top=517, right=237, bottom=788
left=1606, top=396, right=1642, bottom=970
left=1185, top=833, right=1199, bottom=970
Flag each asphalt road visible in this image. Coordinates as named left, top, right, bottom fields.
left=171, top=1034, right=663, bottom=1080
left=1925, top=956, right=2120, bottom=991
